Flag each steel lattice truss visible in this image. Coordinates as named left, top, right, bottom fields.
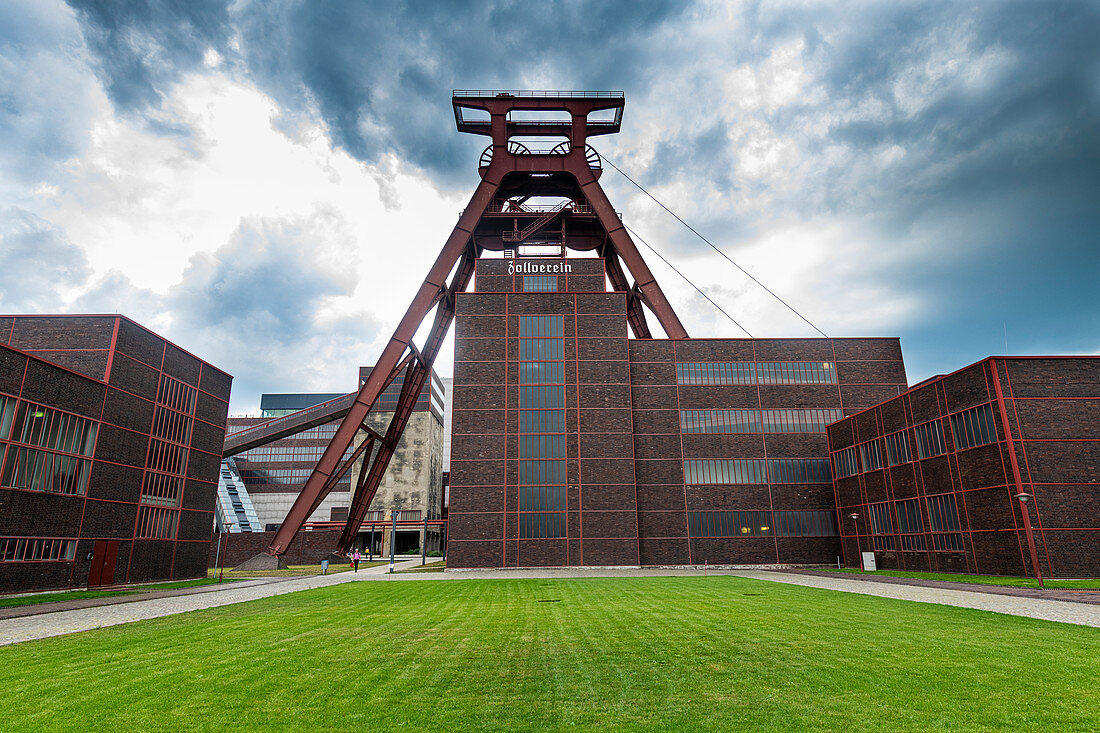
left=224, top=91, right=688, bottom=560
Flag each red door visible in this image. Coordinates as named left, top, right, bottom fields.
left=88, top=540, right=119, bottom=587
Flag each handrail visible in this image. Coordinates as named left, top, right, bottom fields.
left=228, top=392, right=356, bottom=440
left=453, top=90, right=623, bottom=99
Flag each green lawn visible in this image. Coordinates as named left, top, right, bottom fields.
left=818, top=568, right=1100, bottom=589
left=1, top=576, right=1096, bottom=731
left=0, top=577, right=234, bottom=608
left=397, top=559, right=447, bottom=573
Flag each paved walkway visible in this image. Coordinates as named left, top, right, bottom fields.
left=730, top=569, right=1100, bottom=627
left=775, top=568, right=1100, bottom=605
left=0, top=559, right=423, bottom=646
left=2, top=564, right=1097, bottom=646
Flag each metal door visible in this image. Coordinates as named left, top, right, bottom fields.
left=88, top=540, right=119, bottom=587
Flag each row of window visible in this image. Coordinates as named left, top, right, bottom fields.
left=520, top=385, right=566, bottom=409
left=523, top=276, right=558, bottom=292
left=676, top=361, right=838, bottom=386
left=519, top=511, right=566, bottom=539
left=137, top=505, right=179, bottom=540
left=147, top=438, right=188, bottom=476
left=683, top=458, right=833, bottom=485
left=833, top=403, right=999, bottom=478
left=0, top=537, right=78, bottom=562
left=0, top=397, right=98, bottom=458
left=520, top=361, right=565, bottom=385
left=679, top=408, right=844, bottom=434
left=519, top=434, right=566, bottom=459
left=519, top=485, right=566, bottom=512
left=239, top=468, right=315, bottom=485
left=157, top=374, right=197, bottom=415
left=141, top=471, right=184, bottom=508
left=688, top=510, right=839, bottom=538
left=237, top=444, right=356, bottom=462
left=518, top=459, right=567, bottom=485
left=519, top=410, right=565, bottom=433
left=867, top=494, right=963, bottom=552
left=519, top=315, right=565, bottom=338
left=1, top=446, right=90, bottom=495
left=520, top=340, right=565, bottom=362
left=151, top=405, right=192, bottom=446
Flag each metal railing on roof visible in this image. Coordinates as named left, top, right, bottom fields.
left=453, top=90, right=624, bottom=99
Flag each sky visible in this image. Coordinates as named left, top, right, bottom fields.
left=1, top=0, right=1097, bottom=414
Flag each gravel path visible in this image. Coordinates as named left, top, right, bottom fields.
left=3, top=563, right=1096, bottom=646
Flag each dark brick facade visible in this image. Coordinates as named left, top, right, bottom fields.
left=0, top=315, right=231, bottom=592
left=827, top=356, right=1100, bottom=578
left=448, top=258, right=907, bottom=567
left=207, top=529, right=344, bottom=568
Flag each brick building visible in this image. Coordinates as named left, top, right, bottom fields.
left=0, top=315, right=230, bottom=592
left=827, top=357, right=1100, bottom=578
left=447, top=257, right=908, bottom=568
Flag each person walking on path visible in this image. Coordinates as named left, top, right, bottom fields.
left=352, top=550, right=361, bottom=572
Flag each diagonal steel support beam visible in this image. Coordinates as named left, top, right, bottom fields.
left=602, top=249, right=652, bottom=339
left=574, top=162, right=688, bottom=339
left=337, top=246, right=477, bottom=551
left=263, top=168, right=501, bottom=557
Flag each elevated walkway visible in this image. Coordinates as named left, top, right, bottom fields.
left=216, top=458, right=262, bottom=532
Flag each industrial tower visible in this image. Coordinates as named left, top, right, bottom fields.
left=224, top=91, right=689, bottom=566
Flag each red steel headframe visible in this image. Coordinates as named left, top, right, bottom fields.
left=258, top=91, right=687, bottom=559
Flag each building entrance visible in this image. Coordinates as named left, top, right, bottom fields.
left=87, top=540, right=119, bottom=587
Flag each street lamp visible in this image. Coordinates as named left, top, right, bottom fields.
left=1014, top=492, right=1044, bottom=588
left=848, top=513, right=861, bottom=569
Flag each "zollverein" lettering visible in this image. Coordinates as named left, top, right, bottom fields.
left=507, top=260, right=573, bottom=276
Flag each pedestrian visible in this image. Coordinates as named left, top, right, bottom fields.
left=352, top=549, right=361, bottom=572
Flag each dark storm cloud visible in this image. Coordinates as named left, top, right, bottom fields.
left=0, top=208, right=90, bottom=311
left=44, top=0, right=1100, bottom=383
left=64, top=0, right=232, bottom=109
left=232, top=0, right=683, bottom=183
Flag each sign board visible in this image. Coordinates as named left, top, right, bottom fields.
left=861, top=551, right=877, bottom=572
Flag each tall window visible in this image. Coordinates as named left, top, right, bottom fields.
left=950, top=403, right=997, bottom=451
left=895, top=498, right=926, bottom=551
left=914, top=420, right=947, bottom=459
left=926, top=493, right=963, bottom=551
left=884, top=430, right=912, bottom=466
left=868, top=501, right=895, bottom=550
left=518, top=316, right=566, bottom=539
left=676, top=362, right=837, bottom=386
left=0, top=399, right=97, bottom=496
left=137, top=375, right=196, bottom=539
left=858, top=441, right=883, bottom=471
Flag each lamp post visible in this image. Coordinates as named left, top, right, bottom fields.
left=848, top=513, right=860, bottom=569
left=1014, top=492, right=1044, bottom=588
